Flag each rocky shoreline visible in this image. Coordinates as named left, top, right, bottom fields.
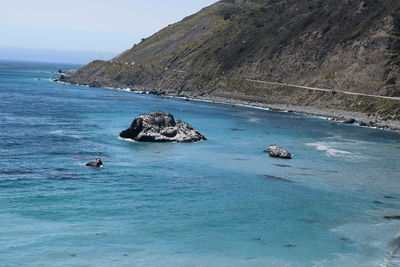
left=138, top=89, right=400, bottom=131
left=190, top=94, right=400, bottom=131
left=57, top=75, right=400, bottom=131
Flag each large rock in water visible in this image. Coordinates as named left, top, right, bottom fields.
left=264, top=145, right=292, bottom=159
left=119, top=111, right=206, bottom=143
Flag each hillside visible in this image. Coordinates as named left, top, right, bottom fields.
left=66, top=0, right=400, bottom=120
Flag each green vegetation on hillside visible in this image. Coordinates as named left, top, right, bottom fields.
left=67, top=0, right=400, bottom=120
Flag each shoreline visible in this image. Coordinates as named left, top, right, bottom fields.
left=61, top=79, right=400, bottom=131
left=114, top=86, right=400, bottom=132
left=189, top=94, right=400, bottom=131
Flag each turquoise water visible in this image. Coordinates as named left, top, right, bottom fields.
left=0, top=61, right=400, bottom=266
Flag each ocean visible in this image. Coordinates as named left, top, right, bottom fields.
left=0, top=61, right=399, bottom=267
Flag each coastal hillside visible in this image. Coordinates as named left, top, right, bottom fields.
left=66, top=0, right=400, bottom=120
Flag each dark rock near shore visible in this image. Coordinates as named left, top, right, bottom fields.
left=53, top=74, right=66, bottom=82
left=148, top=89, right=165, bottom=96
left=119, top=111, right=206, bottom=143
left=264, top=145, right=292, bottom=159
left=343, top=118, right=356, bottom=124
left=58, top=69, right=63, bottom=73
left=85, top=158, right=103, bottom=168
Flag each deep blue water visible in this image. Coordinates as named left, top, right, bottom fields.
left=0, top=61, right=400, bottom=266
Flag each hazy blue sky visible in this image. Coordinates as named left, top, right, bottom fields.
left=0, top=0, right=217, bottom=63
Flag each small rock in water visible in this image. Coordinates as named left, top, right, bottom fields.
left=264, top=145, right=292, bottom=159
left=85, top=158, right=103, bottom=168
left=57, top=69, right=63, bottom=73
left=285, top=244, right=296, bottom=248
left=95, top=233, right=107, bottom=236
left=119, top=111, right=206, bottom=143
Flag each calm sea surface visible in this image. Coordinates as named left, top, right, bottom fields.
left=0, top=61, right=399, bottom=266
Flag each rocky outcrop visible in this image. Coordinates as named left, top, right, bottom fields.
left=85, top=158, right=103, bottom=168
left=53, top=74, right=66, bottom=82
left=119, top=111, right=206, bottom=143
left=264, top=145, right=292, bottom=159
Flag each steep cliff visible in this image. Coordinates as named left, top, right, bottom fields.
left=66, top=0, right=400, bottom=119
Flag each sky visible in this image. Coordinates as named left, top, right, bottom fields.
left=0, top=0, right=217, bottom=63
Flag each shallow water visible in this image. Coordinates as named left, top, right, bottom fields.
left=0, top=61, right=400, bottom=266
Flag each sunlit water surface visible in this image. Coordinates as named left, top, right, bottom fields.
left=0, top=61, right=399, bottom=266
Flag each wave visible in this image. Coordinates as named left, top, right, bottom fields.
left=386, top=238, right=400, bottom=267
left=50, top=130, right=82, bottom=139
left=331, top=221, right=400, bottom=267
left=306, top=142, right=353, bottom=156
left=249, top=117, right=261, bottom=123
left=118, top=136, right=138, bottom=143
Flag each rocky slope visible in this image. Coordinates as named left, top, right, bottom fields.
left=66, top=0, right=400, bottom=120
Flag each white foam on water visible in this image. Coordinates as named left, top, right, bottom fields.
left=69, top=135, right=82, bottom=140
left=50, top=130, right=63, bottom=134
left=330, top=221, right=400, bottom=267
left=249, top=117, right=261, bottom=123
left=385, top=238, right=400, bottom=267
left=306, top=142, right=353, bottom=156
left=50, top=130, right=83, bottom=140
left=118, top=136, right=138, bottom=143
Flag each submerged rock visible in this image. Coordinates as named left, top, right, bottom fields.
left=264, top=145, right=292, bottom=159
left=384, top=216, right=400, bottom=220
left=85, top=158, right=103, bottom=168
left=119, top=111, right=206, bottom=143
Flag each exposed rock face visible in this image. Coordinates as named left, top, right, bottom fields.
left=119, top=111, right=206, bottom=143
left=264, top=145, right=292, bottom=159
left=65, top=0, right=400, bottom=121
